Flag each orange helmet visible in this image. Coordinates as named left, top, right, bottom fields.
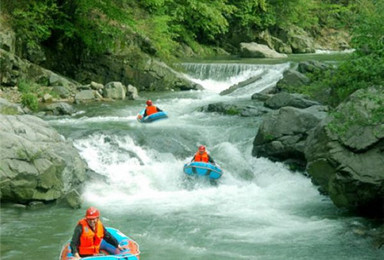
left=85, top=207, right=100, bottom=219
left=198, top=145, right=206, bottom=152
left=146, top=100, right=152, bottom=106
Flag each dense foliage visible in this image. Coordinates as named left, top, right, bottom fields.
left=3, top=0, right=357, bottom=59
left=308, top=0, right=384, bottom=106
left=4, top=0, right=73, bottom=51
left=18, top=80, right=41, bottom=111
left=2, top=0, right=382, bottom=107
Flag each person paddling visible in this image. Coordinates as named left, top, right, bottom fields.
left=143, top=100, right=162, bottom=117
left=70, top=207, right=123, bottom=259
left=191, top=145, right=216, bottom=165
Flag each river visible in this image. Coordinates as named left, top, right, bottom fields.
left=1, top=54, right=383, bottom=260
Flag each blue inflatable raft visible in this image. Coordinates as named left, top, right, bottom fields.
left=60, top=227, right=140, bottom=260
left=137, top=109, right=168, bottom=123
left=183, top=162, right=223, bottom=180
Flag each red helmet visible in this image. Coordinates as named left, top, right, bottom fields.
left=85, top=207, right=100, bottom=219
left=146, top=100, right=152, bottom=106
left=198, top=145, right=206, bottom=152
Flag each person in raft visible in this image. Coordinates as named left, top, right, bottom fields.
left=191, top=145, right=216, bottom=165
left=143, top=99, right=163, bottom=117
left=70, top=207, right=123, bottom=259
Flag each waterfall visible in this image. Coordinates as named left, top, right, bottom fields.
left=180, top=62, right=290, bottom=95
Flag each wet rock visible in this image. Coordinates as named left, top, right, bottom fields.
left=42, top=102, right=75, bottom=116
left=103, top=82, right=126, bottom=100
left=265, top=92, right=320, bottom=109
left=0, top=97, right=24, bottom=115
left=220, top=72, right=267, bottom=95
left=0, top=115, right=87, bottom=207
left=252, top=105, right=327, bottom=170
left=276, top=70, right=310, bottom=92
left=305, top=86, right=384, bottom=216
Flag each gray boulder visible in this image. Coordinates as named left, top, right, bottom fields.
left=103, top=82, right=126, bottom=100
left=52, top=86, right=72, bottom=99
left=142, top=59, right=203, bottom=91
left=203, top=103, right=242, bottom=115
left=276, top=69, right=311, bottom=92
left=252, top=105, right=328, bottom=169
left=277, top=26, right=316, bottom=53
left=42, top=102, right=75, bottom=116
left=126, top=84, right=139, bottom=100
left=298, top=61, right=331, bottom=74
left=0, top=98, right=24, bottom=115
left=75, top=53, right=202, bottom=92
left=220, top=72, right=267, bottom=95
left=202, top=102, right=270, bottom=117
left=256, top=30, right=293, bottom=54
left=251, top=93, right=272, bottom=102
left=75, top=90, right=97, bottom=102
left=0, top=49, right=80, bottom=92
left=90, top=81, right=104, bottom=90
left=305, top=86, right=384, bottom=216
left=265, top=92, right=320, bottom=109
left=0, top=24, right=16, bottom=53
left=240, top=42, right=288, bottom=58
left=0, top=115, right=87, bottom=208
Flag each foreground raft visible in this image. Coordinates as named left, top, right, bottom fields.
left=60, top=227, right=140, bottom=260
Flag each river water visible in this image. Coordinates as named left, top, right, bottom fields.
left=1, top=55, right=383, bottom=260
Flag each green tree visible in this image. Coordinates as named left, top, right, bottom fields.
left=227, top=0, right=271, bottom=30
left=70, top=0, right=135, bottom=54
left=328, top=0, right=384, bottom=105
left=137, top=0, right=236, bottom=56
left=302, top=0, right=384, bottom=106
left=265, top=0, right=318, bottom=29
left=11, top=0, right=69, bottom=49
left=166, top=0, right=235, bottom=44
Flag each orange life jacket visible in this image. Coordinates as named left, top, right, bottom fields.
left=145, top=105, right=158, bottom=116
left=194, top=151, right=209, bottom=163
left=78, top=218, right=104, bottom=256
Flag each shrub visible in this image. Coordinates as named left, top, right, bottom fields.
left=21, top=93, right=39, bottom=111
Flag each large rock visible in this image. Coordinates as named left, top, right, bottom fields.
left=103, top=82, right=126, bottom=100
left=240, top=42, right=288, bottom=58
left=0, top=23, right=16, bottom=54
left=256, top=30, right=293, bottom=54
left=202, top=101, right=271, bottom=117
left=314, top=28, right=351, bottom=51
left=220, top=72, right=267, bottom=95
left=42, top=102, right=75, bottom=116
left=126, top=84, right=139, bottom=100
left=75, top=90, right=97, bottom=102
left=0, top=115, right=87, bottom=208
left=0, top=97, right=24, bottom=115
left=0, top=49, right=80, bottom=93
left=252, top=105, right=328, bottom=169
left=305, top=86, right=384, bottom=216
left=298, top=61, right=331, bottom=74
left=276, top=26, right=316, bottom=53
left=75, top=53, right=202, bottom=92
left=265, top=92, right=319, bottom=109
left=276, top=69, right=311, bottom=92
left=140, top=59, right=202, bottom=91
